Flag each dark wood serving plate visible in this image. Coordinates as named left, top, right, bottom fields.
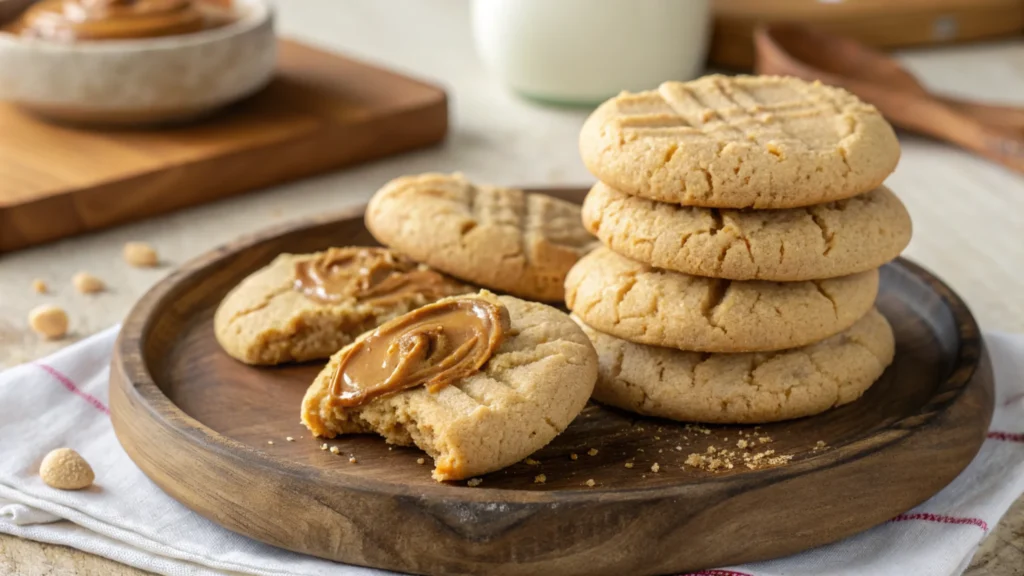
left=110, top=188, right=994, bottom=576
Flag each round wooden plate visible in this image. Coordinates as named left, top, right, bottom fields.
left=110, top=188, right=994, bottom=576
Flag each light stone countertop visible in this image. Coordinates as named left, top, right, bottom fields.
left=2, top=1, right=1023, bottom=574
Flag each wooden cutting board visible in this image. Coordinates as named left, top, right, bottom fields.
left=0, top=38, right=447, bottom=253
left=109, top=188, right=994, bottom=576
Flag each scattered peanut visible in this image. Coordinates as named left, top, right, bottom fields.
left=39, top=448, right=94, bottom=490
left=72, top=272, right=104, bottom=294
left=123, top=242, right=159, bottom=267
left=467, top=478, right=483, bottom=487
left=534, top=474, right=547, bottom=484
left=585, top=479, right=596, bottom=487
left=28, top=304, right=68, bottom=340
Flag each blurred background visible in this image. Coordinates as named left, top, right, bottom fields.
left=2, top=0, right=1024, bottom=358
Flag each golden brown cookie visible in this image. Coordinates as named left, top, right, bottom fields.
left=214, top=247, right=470, bottom=365
left=365, top=173, right=598, bottom=302
left=302, top=292, right=598, bottom=481
left=564, top=248, right=879, bottom=353
left=579, top=75, right=900, bottom=209
left=576, top=308, right=894, bottom=423
left=583, top=181, right=912, bottom=281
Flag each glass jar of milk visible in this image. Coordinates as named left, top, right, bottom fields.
left=471, top=0, right=712, bottom=106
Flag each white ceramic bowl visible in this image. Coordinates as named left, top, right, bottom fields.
left=0, top=0, right=275, bottom=126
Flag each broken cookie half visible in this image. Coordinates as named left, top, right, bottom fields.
left=214, top=247, right=471, bottom=365
left=302, top=290, right=598, bottom=481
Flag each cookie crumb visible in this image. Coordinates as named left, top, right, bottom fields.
left=72, top=272, right=104, bottom=294
left=758, top=436, right=772, bottom=444
left=267, top=440, right=274, bottom=445
left=348, top=457, right=357, bottom=464
left=123, top=242, right=159, bottom=267
left=675, top=446, right=682, bottom=451
left=524, top=457, right=540, bottom=466
left=39, top=448, right=94, bottom=490
left=587, top=448, right=598, bottom=456
left=467, top=478, right=483, bottom=487
left=624, top=462, right=634, bottom=469
left=685, top=453, right=702, bottom=467
left=737, top=439, right=749, bottom=449
left=654, top=436, right=661, bottom=440
left=31, top=279, right=48, bottom=294
left=416, top=458, right=426, bottom=465
left=570, top=453, right=578, bottom=461
left=534, top=474, right=546, bottom=484
left=651, top=463, right=660, bottom=473
left=28, top=305, right=68, bottom=340
left=814, top=440, right=827, bottom=450
left=320, top=443, right=328, bottom=451
left=585, top=479, right=595, bottom=487
left=329, top=446, right=340, bottom=455
left=285, top=436, right=294, bottom=442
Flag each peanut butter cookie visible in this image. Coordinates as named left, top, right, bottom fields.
left=302, top=291, right=598, bottom=482
left=365, top=173, right=598, bottom=302
left=565, top=248, right=878, bottom=353
left=576, top=308, right=895, bottom=423
left=579, top=75, right=900, bottom=209
left=214, top=247, right=470, bottom=365
left=583, top=181, right=911, bottom=281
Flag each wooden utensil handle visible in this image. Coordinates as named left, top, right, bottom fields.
left=851, top=85, right=1024, bottom=174
left=938, top=97, right=1024, bottom=132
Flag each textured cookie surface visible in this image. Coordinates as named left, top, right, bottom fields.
left=565, top=248, right=878, bottom=353
left=365, top=173, right=598, bottom=302
left=214, top=249, right=469, bottom=365
left=583, top=182, right=911, bottom=281
left=579, top=75, right=900, bottom=209
left=302, top=294, right=598, bottom=481
left=576, top=308, right=894, bottom=423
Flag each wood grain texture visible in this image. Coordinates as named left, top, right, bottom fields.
left=0, top=38, right=448, bottom=253
left=107, top=189, right=994, bottom=576
left=710, top=0, right=1024, bottom=69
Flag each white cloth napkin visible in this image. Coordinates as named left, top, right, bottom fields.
left=2, top=327, right=1022, bottom=576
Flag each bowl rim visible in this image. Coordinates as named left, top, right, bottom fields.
left=0, top=0, right=272, bottom=53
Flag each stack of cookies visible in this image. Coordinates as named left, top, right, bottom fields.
left=566, top=75, right=913, bottom=424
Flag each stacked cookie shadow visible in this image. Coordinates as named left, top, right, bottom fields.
left=566, top=75, right=913, bottom=424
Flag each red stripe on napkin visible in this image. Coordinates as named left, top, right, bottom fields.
left=684, top=565, right=757, bottom=569
left=988, top=431, right=1024, bottom=443
left=35, top=363, right=110, bottom=415
left=890, top=512, right=988, bottom=532
left=685, top=571, right=756, bottom=576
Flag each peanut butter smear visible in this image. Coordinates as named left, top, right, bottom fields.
left=3, top=0, right=233, bottom=41
left=329, top=297, right=510, bottom=408
left=294, top=247, right=460, bottom=306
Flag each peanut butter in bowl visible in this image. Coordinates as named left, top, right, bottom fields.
left=0, top=0, right=274, bottom=126
left=4, top=0, right=235, bottom=42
